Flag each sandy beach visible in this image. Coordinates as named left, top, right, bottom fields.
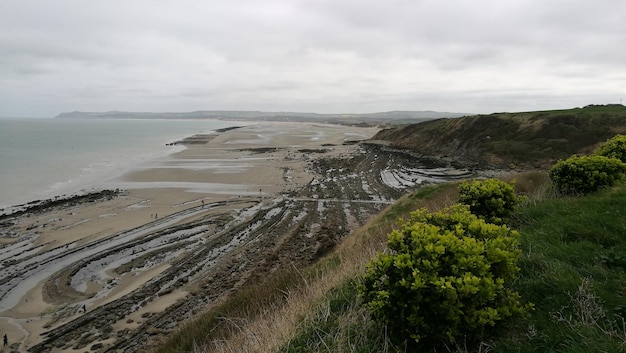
left=0, top=122, right=385, bottom=352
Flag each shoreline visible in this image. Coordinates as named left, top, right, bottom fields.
left=0, top=118, right=242, bottom=209
left=0, top=122, right=383, bottom=352
left=0, top=125, right=247, bottom=217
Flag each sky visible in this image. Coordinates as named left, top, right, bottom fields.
left=1, top=0, right=625, bottom=117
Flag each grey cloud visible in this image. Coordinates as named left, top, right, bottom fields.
left=0, top=0, right=624, bottom=117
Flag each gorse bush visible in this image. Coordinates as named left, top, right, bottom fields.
left=548, top=155, right=626, bottom=195
left=594, top=134, right=626, bottom=163
left=548, top=134, right=626, bottom=195
left=458, top=178, right=523, bottom=225
left=359, top=204, right=530, bottom=349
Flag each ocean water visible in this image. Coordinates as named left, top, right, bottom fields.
left=0, top=118, right=239, bottom=209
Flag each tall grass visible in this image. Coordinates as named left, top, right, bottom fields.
left=156, top=268, right=306, bottom=353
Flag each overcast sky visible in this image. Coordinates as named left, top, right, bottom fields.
left=1, top=0, right=624, bottom=117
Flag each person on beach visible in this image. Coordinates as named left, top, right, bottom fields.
left=3, top=334, right=7, bottom=347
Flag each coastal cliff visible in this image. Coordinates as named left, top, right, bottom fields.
left=371, top=104, right=626, bottom=169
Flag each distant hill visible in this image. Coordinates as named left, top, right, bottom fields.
left=54, top=110, right=468, bottom=126
left=369, top=104, right=626, bottom=169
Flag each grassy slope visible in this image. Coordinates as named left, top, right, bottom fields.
left=276, top=177, right=626, bottom=353
left=372, top=104, right=626, bottom=168
left=499, top=184, right=626, bottom=352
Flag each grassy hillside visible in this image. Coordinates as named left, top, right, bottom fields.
left=371, top=104, right=626, bottom=169
left=275, top=177, right=626, bottom=353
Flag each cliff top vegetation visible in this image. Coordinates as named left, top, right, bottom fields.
left=371, top=104, right=626, bottom=169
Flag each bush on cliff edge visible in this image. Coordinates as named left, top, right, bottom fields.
left=594, top=134, right=626, bottom=163
left=359, top=204, right=531, bottom=349
left=549, top=155, right=626, bottom=195
left=459, top=178, right=523, bottom=225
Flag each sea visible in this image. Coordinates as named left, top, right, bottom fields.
left=0, top=118, right=240, bottom=209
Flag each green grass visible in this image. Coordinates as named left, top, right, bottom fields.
left=280, top=280, right=371, bottom=353
left=280, top=182, right=626, bottom=353
left=379, top=183, right=457, bottom=224
left=494, top=185, right=626, bottom=352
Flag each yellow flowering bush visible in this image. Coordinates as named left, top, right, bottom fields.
left=549, top=155, right=626, bottom=194
left=359, top=205, right=530, bottom=348
left=459, top=179, right=523, bottom=225
left=594, top=134, right=626, bottom=163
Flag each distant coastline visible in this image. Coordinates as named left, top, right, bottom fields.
left=55, top=110, right=470, bottom=126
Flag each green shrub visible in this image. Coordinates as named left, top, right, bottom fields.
left=458, top=178, right=523, bottom=224
left=359, top=204, right=530, bottom=348
left=548, top=155, right=626, bottom=195
left=594, top=134, right=626, bottom=163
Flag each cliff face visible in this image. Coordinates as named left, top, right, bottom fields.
left=371, top=105, right=626, bottom=169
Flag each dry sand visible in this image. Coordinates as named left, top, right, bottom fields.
left=0, top=122, right=379, bottom=352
